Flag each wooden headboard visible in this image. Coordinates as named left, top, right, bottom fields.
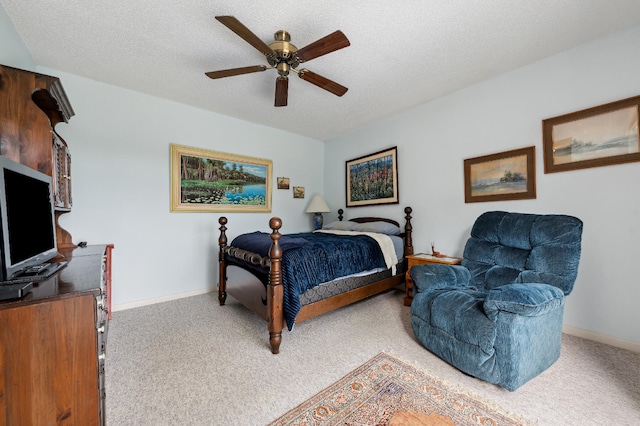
left=337, top=208, right=400, bottom=227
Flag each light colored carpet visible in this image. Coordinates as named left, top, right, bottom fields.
left=106, top=289, right=640, bottom=425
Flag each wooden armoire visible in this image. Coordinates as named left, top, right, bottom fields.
left=0, top=64, right=112, bottom=426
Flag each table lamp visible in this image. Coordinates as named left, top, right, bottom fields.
left=306, top=195, right=330, bottom=230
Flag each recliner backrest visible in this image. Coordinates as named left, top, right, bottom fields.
left=461, top=211, right=583, bottom=294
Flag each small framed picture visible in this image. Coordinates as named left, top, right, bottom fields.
left=277, top=177, right=290, bottom=189
left=293, top=186, right=305, bottom=198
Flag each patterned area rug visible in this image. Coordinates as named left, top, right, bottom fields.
left=268, top=352, right=535, bottom=426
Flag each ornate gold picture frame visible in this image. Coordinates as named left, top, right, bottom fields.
left=170, top=144, right=272, bottom=212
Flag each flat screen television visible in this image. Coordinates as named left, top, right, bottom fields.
left=0, top=156, right=58, bottom=282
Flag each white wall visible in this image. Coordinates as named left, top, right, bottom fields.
left=325, top=25, right=640, bottom=348
left=0, top=4, right=323, bottom=310
left=0, top=2, right=35, bottom=70
left=33, top=69, right=324, bottom=308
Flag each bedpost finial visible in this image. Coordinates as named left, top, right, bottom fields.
left=219, top=216, right=228, bottom=225
left=404, top=206, right=412, bottom=215
left=269, top=217, right=282, bottom=231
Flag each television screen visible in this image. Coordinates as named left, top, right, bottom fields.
left=0, top=156, right=58, bottom=281
left=5, top=168, right=56, bottom=264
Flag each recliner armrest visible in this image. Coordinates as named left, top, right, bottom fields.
left=483, top=283, right=565, bottom=321
left=410, top=263, right=471, bottom=293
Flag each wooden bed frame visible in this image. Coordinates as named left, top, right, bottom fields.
left=217, top=206, right=413, bottom=354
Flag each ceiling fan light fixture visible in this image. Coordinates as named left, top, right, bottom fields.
left=277, top=62, right=290, bottom=76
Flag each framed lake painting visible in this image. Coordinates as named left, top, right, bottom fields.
left=464, top=146, right=536, bottom=203
left=170, top=144, right=272, bottom=212
left=346, top=147, right=399, bottom=207
left=543, top=95, right=640, bottom=173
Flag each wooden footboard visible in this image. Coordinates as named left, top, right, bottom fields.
left=218, top=217, right=284, bottom=353
left=218, top=207, right=413, bottom=354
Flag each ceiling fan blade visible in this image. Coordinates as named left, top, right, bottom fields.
left=275, top=77, right=288, bottom=107
left=295, top=30, right=350, bottom=63
left=215, top=16, right=274, bottom=56
left=205, top=65, right=268, bottom=79
left=298, top=69, right=348, bottom=97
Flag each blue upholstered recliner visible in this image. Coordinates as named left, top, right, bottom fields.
left=410, top=211, right=583, bottom=391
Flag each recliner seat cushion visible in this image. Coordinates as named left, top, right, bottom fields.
left=414, top=289, right=496, bottom=354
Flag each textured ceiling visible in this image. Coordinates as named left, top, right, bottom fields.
left=3, top=0, right=640, bottom=141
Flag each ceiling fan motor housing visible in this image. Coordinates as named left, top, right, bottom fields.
left=268, top=30, right=299, bottom=76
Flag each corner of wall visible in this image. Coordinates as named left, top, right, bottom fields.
left=0, top=3, right=36, bottom=71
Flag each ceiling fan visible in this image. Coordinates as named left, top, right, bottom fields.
left=206, top=16, right=350, bottom=107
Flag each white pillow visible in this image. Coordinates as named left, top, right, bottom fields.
left=351, top=221, right=402, bottom=236
left=322, top=220, right=357, bottom=231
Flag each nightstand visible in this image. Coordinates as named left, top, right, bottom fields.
left=404, top=253, right=462, bottom=306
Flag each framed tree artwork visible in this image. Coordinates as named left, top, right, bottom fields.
left=345, top=147, right=399, bottom=207
left=170, top=144, right=272, bottom=212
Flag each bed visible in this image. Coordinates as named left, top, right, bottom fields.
left=217, top=206, right=414, bottom=354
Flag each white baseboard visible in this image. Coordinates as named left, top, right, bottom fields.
left=563, top=325, right=640, bottom=353
left=111, top=287, right=215, bottom=312
left=113, top=291, right=640, bottom=353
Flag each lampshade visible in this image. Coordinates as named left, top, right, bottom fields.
left=306, top=195, right=330, bottom=213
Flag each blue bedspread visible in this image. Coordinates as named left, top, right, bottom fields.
left=227, top=231, right=386, bottom=330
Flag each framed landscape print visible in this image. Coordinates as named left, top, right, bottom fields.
left=170, top=144, right=272, bottom=212
left=464, top=146, right=536, bottom=203
left=543, top=95, right=640, bottom=173
left=346, top=147, right=399, bottom=207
